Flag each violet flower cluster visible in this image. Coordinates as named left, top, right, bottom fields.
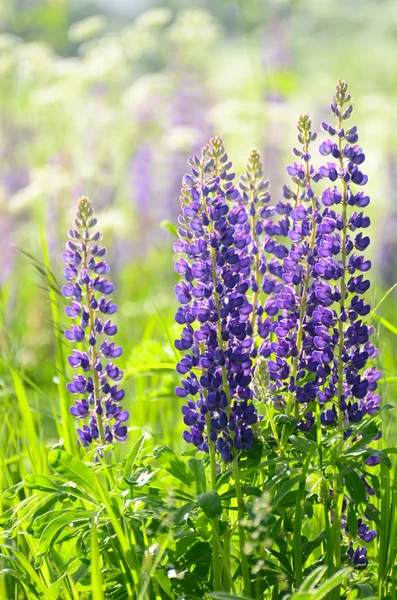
left=238, top=149, right=272, bottom=341
left=258, top=82, right=381, bottom=435
left=257, top=80, right=380, bottom=569
left=63, top=197, right=128, bottom=449
left=174, top=136, right=258, bottom=462
left=175, top=82, right=381, bottom=570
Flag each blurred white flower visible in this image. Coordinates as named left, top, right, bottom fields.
left=68, top=15, right=108, bottom=43
left=122, top=72, right=172, bottom=113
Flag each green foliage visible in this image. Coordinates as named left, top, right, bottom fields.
left=1, top=2, right=397, bottom=599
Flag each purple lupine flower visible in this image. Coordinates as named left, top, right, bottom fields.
left=313, top=80, right=381, bottom=433
left=347, top=543, right=368, bottom=570
left=258, top=113, right=319, bottom=415
left=238, top=149, right=271, bottom=341
left=63, top=197, right=128, bottom=449
left=259, top=82, right=381, bottom=436
left=174, top=136, right=257, bottom=462
left=258, top=81, right=381, bottom=569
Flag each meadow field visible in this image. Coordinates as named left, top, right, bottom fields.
left=1, top=1, right=397, bottom=598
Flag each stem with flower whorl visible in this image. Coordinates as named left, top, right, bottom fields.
left=63, top=197, right=128, bottom=452
left=317, top=79, right=379, bottom=578
left=82, top=232, right=106, bottom=447
left=330, top=82, right=351, bottom=590
left=174, top=137, right=255, bottom=596
left=203, top=147, right=251, bottom=598
left=238, top=149, right=271, bottom=340
left=284, top=114, right=318, bottom=421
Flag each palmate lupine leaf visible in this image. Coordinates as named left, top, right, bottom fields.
left=48, top=449, right=102, bottom=501
left=285, top=567, right=353, bottom=598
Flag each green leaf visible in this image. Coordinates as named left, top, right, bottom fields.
left=36, top=510, right=93, bottom=555
left=123, top=434, right=146, bottom=478
left=197, top=490, right=222, bottom=519
left=153, top=446, right=193, bottom=487
left=160, top=219, right=178, bottom=236
left=0, top=546, right=49, bottom=597
left=272, top=474, right=303, bottom=508
left=268, top=547, right=293, bottom=576
left=0, top=507, right=16, bottom=527
left=188, top=458, right=207, bottom=495
left=302, top=532, right=326, bottom=565
left=351, top=583, right=375, bottom=598
left=10, top=369, right=43, bottom=471
left=208, top=593, right=253, bottom=600
left=346, top=423, right=379, bottom=453
left=344, top=471, right=367, bottom=504
left=2, top=481, right=24, bottom=500
left=48, top=450, right=101, bottom=500
left=303, top=499, right=314, bottom=519
left=173, top=501, right=196, bottom=526
left=290, top=435, right=316, bottom=454
left=220, top=485, right=262, bottom=501
left=311, top=568, right=352, bottom=599
left=297, top=566, right=327, bottom=591
left=24, top=474, right=62, bottom=493
left=368, top=283, right=397, bottom=318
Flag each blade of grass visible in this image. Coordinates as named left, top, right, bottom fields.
left=41, top=230, right=74, bottom=453
left=10, top=368, right=43, bottom=473
left=364, top=283, right=397, bottom=324
left=372, top=313, right=397, bottom=336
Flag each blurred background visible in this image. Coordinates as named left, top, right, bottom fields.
left=1, top=0, right=397, bottom=453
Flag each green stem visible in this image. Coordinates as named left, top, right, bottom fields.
left=282, top=138, right=316, bottom=453
left=212, top=518, right=236, bottom=594
left=222, top=518, right=232, bottom=592
left=331, top=111, right=348, bottom=588
left=322, top=476, right=334, bottom=577
left=285, top=147, right=316, bottom=420
left=200, top=153, right=251, bottom=595
left=206, top=412, right=222, bottom=592
left=293, top=479, right=304, bottom=587
left=265, top=400, right=282, bottom=453
left=233, top=457, right=251, bottom=598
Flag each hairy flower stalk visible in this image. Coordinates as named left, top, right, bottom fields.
left=258, top=113, right=319, bottom=428
left=238, top=150, right=271, bottom=339
left=63, top=197, right=128, bottom=450
left=317, top=80, right=381, bottom=576
left=174, top=136, right=256, bottom=594
left=174, top=137, right=257, bottom=461
left=258, top=81, right=381, bottom=576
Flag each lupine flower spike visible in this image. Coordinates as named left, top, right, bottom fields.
left=174, top=136, right=258, bottom=462
left=238, top=149, right=271, bottom=342
left=258, top=81, right=380, bottom=570
left=317, top=80, right=380, bottom=431
left=258, top=113, right=319, bottom=421
left=62, top=197, right=128, bottom=450
left=316, top=80, right=380, bottom=567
